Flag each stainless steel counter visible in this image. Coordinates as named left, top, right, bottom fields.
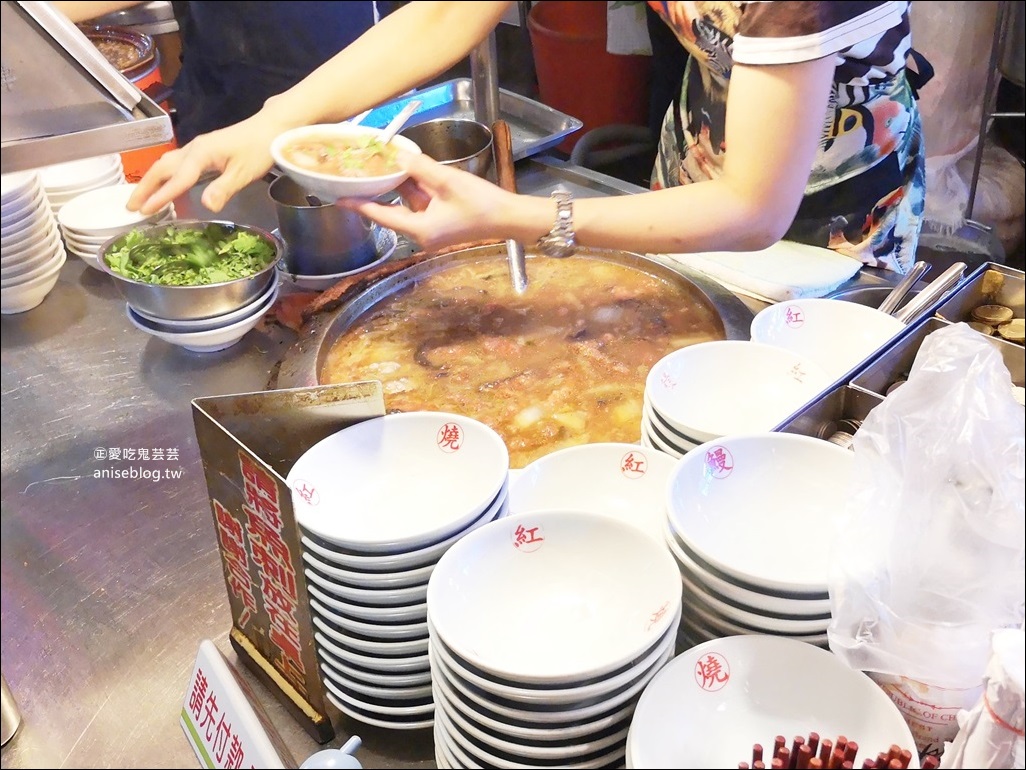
left=0, top=158, right=905, bottom=769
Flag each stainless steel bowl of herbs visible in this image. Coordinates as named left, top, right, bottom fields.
left=98, top=220, right=284, bottom=321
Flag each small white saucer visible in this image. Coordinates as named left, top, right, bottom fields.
left=276, top=225, right=397, bottom=291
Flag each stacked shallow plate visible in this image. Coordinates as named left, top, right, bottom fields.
left=1, top=170, right=67, bottom=315
left=40, top=154, right=125, bottom=218
left=641, top=340, right=831, bottom=458
left=427, top=509, right=682, bottom=769
left=664, top=433, right=855, bottom=651
left=286, top=411, right=511, bottom=731
left=57, top=183, right=175, bottom=271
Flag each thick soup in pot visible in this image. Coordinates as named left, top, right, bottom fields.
left=280, top=134, right=400, bottom=178
left=321, top=256, right=724, bottom=468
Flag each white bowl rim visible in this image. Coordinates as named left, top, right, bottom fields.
left=645, top=339, right=831, bottom=438
left=664, top=432, right=855, bottom=594
left=288, top=412, right=509, bottom=551
left=428, top=609, right=679, bottom=701
left=427, top=509, right=682, bottom=684
left=1, top=249, right=66, bottom=291
left=508, top=442, right=679, bottom=545
left=430, top=661, right=638, bottom=741
left=663, top=522, right=832, bottom=611
left=428, top=643, right=649, bottom=725
left=432, top=683, right=632, bottom=760
left=627, top=634, right=919, bottom=769
left=319, top=645, right=433, bottom=688
left=124, top=278, right=278, bottom=339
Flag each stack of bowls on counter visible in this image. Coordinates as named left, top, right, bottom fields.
left=750, top=298, right=907, bottom=383
left=1, top=170, right=67, bottom=315
left=39, top=153, right=125, bottom=219
left=625, top=635, right=921, bottom=769
left=663, top=432, right=855, bottom=651
left=427, top=509, right=682, bottom=769
left=641, top=340, right=832, bottom=458
left=286, top=411, right=511, bottom=730
left=57, top=183, right=174, bottom=271
left=97, top=220, right=283, bottom=353
left=507, top=441, right=678, bottom=545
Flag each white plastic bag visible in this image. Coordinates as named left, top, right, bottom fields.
left=828, top=322, right=1026, bottom=756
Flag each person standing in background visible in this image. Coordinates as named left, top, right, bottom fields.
left=52, top=1, right=398, bottom=144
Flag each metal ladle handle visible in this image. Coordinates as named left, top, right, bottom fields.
left=878, top=260, right=931, bottom=316
left=893, top=262, right=968, bottom=325
left=492, top=119, right=528, bottom=294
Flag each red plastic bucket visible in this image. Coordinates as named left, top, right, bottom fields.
left=527, top=1, right=652, bottom=152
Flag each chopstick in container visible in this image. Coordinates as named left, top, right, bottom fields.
left=740, top=733, right=934, bottom=770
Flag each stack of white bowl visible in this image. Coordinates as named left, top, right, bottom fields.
left=40, top=154, right=125, bottom=218
left=57, top=183, right=175, bottom=271
left=286, top=411, right=511, bottom=731
left=122, top=278, right=281, bottom=353
left=1, top=170, right=67, bottom=315
left=427, top=509, right=682, bottom=769
left=663, top=432, right=856, bottom=651
left=641, top=340, right=832, bottom=458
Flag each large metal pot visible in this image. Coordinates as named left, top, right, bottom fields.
left=276, top=244, right=754, bottom=389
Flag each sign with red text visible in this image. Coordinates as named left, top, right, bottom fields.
left=192, top=382, right=385, bottom=744
left=181, top=640, right=286, bottom=769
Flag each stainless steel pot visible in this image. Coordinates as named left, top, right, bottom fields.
left=398, top=118, right=494, bottom=178
left=268, top=174, right=378, bottom=276
left=276, top=244, right=755, bottom=388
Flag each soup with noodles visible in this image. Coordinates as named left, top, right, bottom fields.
left=321, top=255, right=725, bottom=468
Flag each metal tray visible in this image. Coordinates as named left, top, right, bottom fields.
left=848, top=316, right=1025, bottom=398
left=361, top=78, right=583, bottom=161
left=931, top=261, right=1025, bottom=328
left=775, top=383, right=885, bottom=441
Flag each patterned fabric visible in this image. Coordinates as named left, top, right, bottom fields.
left=647, top=1, right=925, bottom=273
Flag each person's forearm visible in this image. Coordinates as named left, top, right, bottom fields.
left=50, top=1, right=145, bottom=24
left=506, top=181, right=786, bottom=256
left=260, top=1, right=514, bottom=130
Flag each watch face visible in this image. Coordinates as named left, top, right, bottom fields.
left=539, top=236, right=576, bottom=258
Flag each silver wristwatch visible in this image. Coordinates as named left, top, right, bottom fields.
left=536, top=187, right=576, bottom=258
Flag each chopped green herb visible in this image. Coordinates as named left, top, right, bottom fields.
left=104, top=223, right=277, bottom=286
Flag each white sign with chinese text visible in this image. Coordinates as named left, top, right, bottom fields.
left=181, top=640, right=286, bottom=769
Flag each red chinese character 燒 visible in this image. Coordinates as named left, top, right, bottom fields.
left=695, top=652, right=730, bottom=691
left=437, top=423, right=463, bottom=451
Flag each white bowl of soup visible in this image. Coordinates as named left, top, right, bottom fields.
left=270, top=123, right=422, bottom=200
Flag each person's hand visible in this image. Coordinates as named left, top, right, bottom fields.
left=340, top=152, right=518, bottom=252
left=126, top=115, right=283, bottom=216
